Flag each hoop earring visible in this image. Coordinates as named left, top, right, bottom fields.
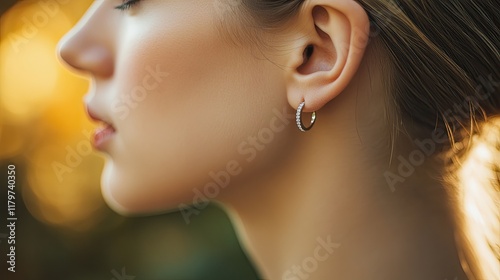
left=296, top=101, right=316, bottom=132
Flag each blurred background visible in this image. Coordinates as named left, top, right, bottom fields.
left=0, top=1, right=260, bottom=279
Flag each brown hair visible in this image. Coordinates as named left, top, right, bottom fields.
left=227, top=0, right=500, bottom=278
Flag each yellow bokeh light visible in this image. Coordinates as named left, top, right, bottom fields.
left=0, top=0, right=78, bottom=124
left=0, top=36, right=59, bottom=121
left=24, top=142, right=106, bottom=231
left=0, top=0, right=102, bottom=232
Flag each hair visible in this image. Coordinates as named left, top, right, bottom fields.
left=221, top=0, right=500, bottom=279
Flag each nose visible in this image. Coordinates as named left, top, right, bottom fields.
left=57, top=4, right=114, bottom=78
left=58, top=37, right=114, bottom=77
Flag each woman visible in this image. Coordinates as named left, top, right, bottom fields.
left=57, top=0, right=499, bottom=279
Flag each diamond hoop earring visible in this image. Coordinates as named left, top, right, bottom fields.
left=296, top=101, right=316, bottom=132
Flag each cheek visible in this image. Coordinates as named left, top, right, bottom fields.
left=100, top=5, right=290, bottom=213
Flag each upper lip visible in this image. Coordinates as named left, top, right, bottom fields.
left=85, top=104, right=115, bottom=129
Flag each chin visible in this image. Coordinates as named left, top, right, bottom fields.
left=100, top=166, right=140, bottom=216
left=99, top=162, right=156, bottom=216
left=99, top=161, right=195, bottom=217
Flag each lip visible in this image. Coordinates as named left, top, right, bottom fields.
left=93, top=124, right=115, bottom=150
left=85, top=105, right=116, bottom=150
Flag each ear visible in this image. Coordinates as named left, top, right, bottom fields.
left=284, top=0, right=370, bottom=112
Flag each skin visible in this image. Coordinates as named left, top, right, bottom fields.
left=58, top=0, right=468, bottom=279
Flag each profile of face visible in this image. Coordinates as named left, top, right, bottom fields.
left=58, top=1, right=500, bottom=279
left=58, top=0, right=300, bottom=214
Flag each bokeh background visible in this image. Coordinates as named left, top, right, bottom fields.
left=0, top=1, right=260, bottom=279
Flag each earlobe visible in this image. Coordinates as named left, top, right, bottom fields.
left=285, top=0, right=370, bottom=112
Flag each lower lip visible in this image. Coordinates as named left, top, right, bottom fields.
left=93, top=125, right=115, bottom=150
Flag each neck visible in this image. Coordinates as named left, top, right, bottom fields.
left=217, top=64, right=466, bottom=279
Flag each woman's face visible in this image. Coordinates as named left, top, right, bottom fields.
left=58, top=0, right=294, bottom=214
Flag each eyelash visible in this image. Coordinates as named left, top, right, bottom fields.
left=115, top=0, right=142, bottom=11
